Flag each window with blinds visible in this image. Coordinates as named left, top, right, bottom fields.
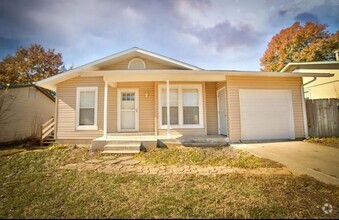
left=76, top=87, right=98, bottom=130
left=183, top=89, right=199, bottom=124
left=159, top=84, right=203, bottom=128
left=161, top=89, right=179, bottom=125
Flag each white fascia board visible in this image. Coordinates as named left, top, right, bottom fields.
left=82, top=70, right=334, bottom=78
left=291, top=69, right=339, bottom=74
left=280, top=61, right=339, bottom=72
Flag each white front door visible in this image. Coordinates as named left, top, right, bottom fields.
left=217, top=88, right=227, bottom=135
left=118, top=89, right=139, bottom=132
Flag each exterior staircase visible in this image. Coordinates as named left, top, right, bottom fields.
left=40, top=117, right=55, bottom=145
left=102, top=141, right=141, bottom=154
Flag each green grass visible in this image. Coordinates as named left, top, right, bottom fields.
left=0, top=145, right=338, bottom=218
left=306, top=137, right=339, bottom=149
left=134, top=146, right=283, bottom=168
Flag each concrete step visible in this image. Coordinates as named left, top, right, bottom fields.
left=107, top=132, right=155, bottom=136
left=106, top=141, right=142, bottom=145
left=102, top=150, right=140, bottom=154
left=103, top=144, right=140, bottom=154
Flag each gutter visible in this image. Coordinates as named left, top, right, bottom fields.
left=303, top=76, right=317, bottom=86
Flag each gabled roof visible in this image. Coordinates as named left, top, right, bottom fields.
left=280, top=61, right=339, bottom=73
left=36, top=47, right=202, bottom=90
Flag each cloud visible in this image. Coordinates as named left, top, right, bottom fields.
left=0, top=0, right=338, bottom=71
left=294, top=12, right=319, bottom=23
left=191, top=21, right=260, bottom=52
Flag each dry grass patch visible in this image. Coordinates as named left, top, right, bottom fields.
left=306, top=137, right=339, bottom=149
left=135, top=145, right=283, bottom=168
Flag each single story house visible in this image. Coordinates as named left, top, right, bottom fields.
left=36, top=48, right=333, bottom=152
left=0, top=84, right=55, bottom=143
left=281, top=61, right=339, bottom=99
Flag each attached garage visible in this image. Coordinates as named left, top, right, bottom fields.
left=239, top=89, right=295, bottom=140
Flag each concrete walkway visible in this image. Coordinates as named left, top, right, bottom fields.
left=60, top=156, right=293, bottom=176
left=233, top=141, right=339, bottom=185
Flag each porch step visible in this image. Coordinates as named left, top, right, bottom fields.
left=103, top=142, right=141, bottom=154
left=107, top=132, right=155, bottom=136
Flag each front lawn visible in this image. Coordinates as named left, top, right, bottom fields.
left=134, top=145, right=283, bottom=168
left=0, top=145, right=338, bottom=219
left=306, top=137, right=339, bottom=149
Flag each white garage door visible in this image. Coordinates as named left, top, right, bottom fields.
left=239, top=89, right=295, bottom=140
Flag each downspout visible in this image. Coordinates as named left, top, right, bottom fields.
left=300, top=76, right=317, bottom=139
left=303, top=77, right=317, bottom=87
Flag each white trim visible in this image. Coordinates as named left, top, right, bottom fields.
left=280, top=61, right=339, bottom=72
left=117, top=88, right=139, bottom=132
left=166, top=80, right=170, bottom=138
left=76, top=87, right=98, bottom=130
left=158, top=84, right=204, bottom=129
left=216, top=87, right=227, bottom=135
left=128, top=58, right=146, bottom=69
left=103, top=81, right=108, bottom=138
left=301, top=86, right=309, bottom=138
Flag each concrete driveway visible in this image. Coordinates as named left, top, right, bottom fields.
left=233, top=141, right=339, bottom=185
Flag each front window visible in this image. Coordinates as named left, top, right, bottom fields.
left=159, top=84, right=203, bottom=128
left=76, top=87, right=98, bottom=130
left=183, top=89, right=199, bottom=124
left=161, top=89, right=179, bottom=125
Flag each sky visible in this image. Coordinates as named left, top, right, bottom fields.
left=0, top=0, right=338, bottom=71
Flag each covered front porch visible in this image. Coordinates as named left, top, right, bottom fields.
left=81, top=70, right=230, bottom=153
left=96, top=70, right=230, bottom=141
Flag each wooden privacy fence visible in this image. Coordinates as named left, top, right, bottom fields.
left=306, top=99, right=339, bottom=137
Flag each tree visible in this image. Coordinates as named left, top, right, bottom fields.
left=0, top=44, right=66, bottom=85
left=260, top=22, right=339, bottom=72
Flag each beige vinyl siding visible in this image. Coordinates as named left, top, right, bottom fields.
left=100, top=57, right=182, bottom=70
left=56, top=76, right=104, bottom=140
left=0, top=87, right=54, bottom=142
left=227, top=76, right=305, bottom=142
left=205, top=82, right=218, bottom=135
left=57, top=79, right=155, bottom=139
left=216, top=81, right=226, bottom=91
left=155, top=81, right=207, bottom=136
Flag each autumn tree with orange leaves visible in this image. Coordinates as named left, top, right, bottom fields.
left=0, top=44, right=66, bottom=85
left=260, top=22, right=339, bottom=72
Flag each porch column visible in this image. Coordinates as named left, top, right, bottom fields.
left=166, top=80, right=171, bottom=138
left=103, top=81, right=108, bottom=138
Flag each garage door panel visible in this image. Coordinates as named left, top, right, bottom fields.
left=239, top=89, right=295, bottom=140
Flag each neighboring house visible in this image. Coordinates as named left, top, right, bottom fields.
left=0, top=85, right=55, bottom=143
left=281, top=61, right=339, bottom=99
left=36, top=48, right=333, bottom=152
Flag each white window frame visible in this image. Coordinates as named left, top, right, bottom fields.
left=158, top=84, right=204, bottom=129
left=160, top=88, right=179, bottom=126
left=76, top=87, right=98, bottom=130
left=128, top=58, right=146, bottom=69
